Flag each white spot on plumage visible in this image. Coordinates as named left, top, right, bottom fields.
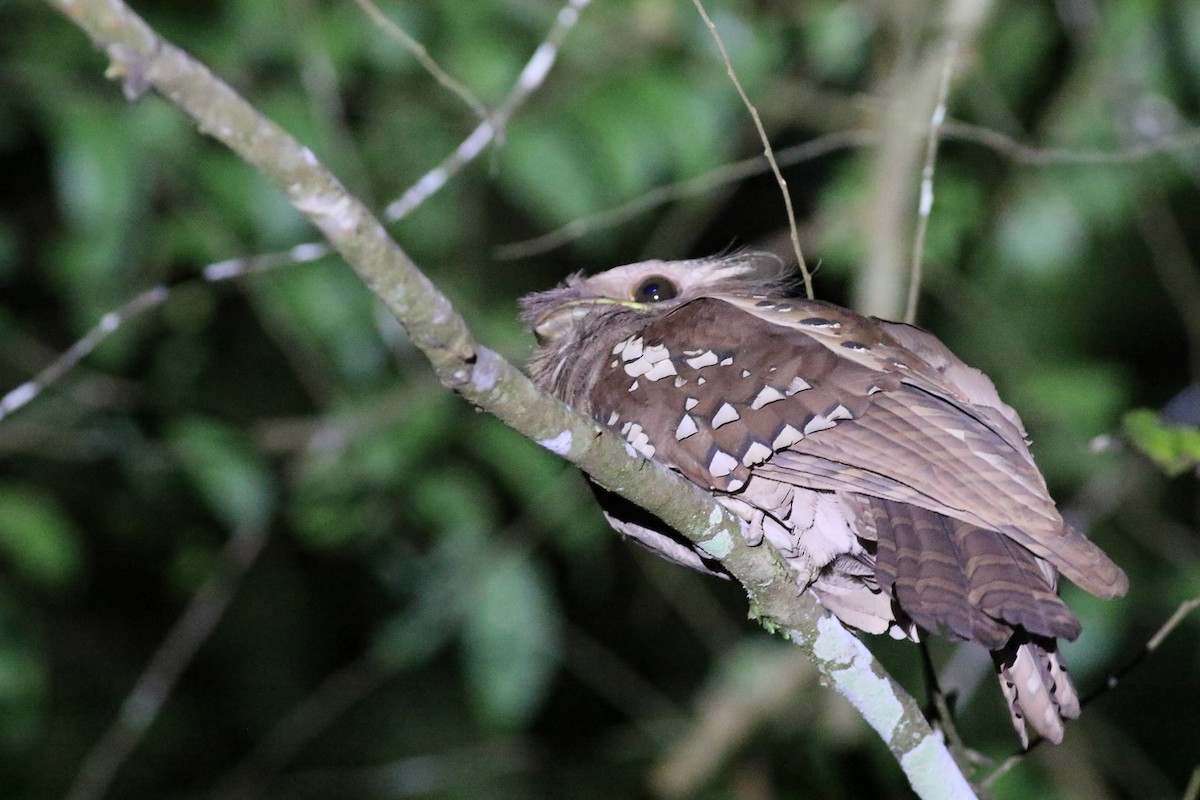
left=804, top=414, right=836, bottom=434
left=623, top=359, right=653, bottom=377
left=628, top=380, right=639, bottom=392
left=785, top=377, right=812, bottom=396
left=644, top=359, right=678, bottom=381
left=642, top=343, right=670, bottom=363
left=685, top=397, right=699, bottom=410
left=620, top=421, right=632, bottom=435
left=709, top=450, right=738, bottom=477
left=772, top=424, right=803, bottom=450
left=725, top=479, right=745, bottom=492
left=621, top=337, right=644, bottom=361
left=675, top=414, right=699, bottom=441
left=750, top=385, right=786, bottom=410
left=827, top=404, right=854, bottom=422
left=720, top=356, right=734, bottom=366
left=742, top=441, right=773, bottom=466
left=612, top=340, right=627, bottom=355
left=673, top=376, right=687, bottom=388
left=698, top=377, right=706, bottom=385
left=712, top=402, right=740, bottom=428
left=606, top=411, right=619, bottom=426
left=627, top=425, right=655, bottom=457
left=741, top=369, right=751, bottom=378
left=685, top=350, right=719, bottom=369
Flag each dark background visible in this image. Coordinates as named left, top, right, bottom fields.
left=1, top=1, right=1198, bottom=798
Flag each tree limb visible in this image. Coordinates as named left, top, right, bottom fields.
left=40, top=0, right=976, bottom=796
left=854, top=0, right=992, bottom=320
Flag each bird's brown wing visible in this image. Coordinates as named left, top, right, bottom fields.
left=588, top=295, right=1127, bottom=600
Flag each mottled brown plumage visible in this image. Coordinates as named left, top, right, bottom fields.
left=521, top=253, right=1127, bottom=746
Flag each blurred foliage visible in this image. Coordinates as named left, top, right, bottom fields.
left=1124, top=410, right=1200, bottom=478
left=1, top=0, right=1199, bottom=799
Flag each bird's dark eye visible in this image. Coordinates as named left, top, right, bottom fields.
left=633, top=275, right=678, bottom=303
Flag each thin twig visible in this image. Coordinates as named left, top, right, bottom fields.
left=689, top=0, right=812, bottom=299
left=0, top=285, right=162, bottom=424
left=905, top=41, right=957, bottom=325
left=943, top=120, right=1200, bottom=165
left=495, top=129, right=875, bottom=259
left=350, top=0, right=489, bottom=121
left=918, top=641, right=969, bottom=757
left=1144, top=598, right=1200, bottom=652
left=65, top=521, right=271, bottom=800
left=383, top=0, right=592, bottom=221
left=0, top=244, right=329, bottom=425
left=496, top=119, right=1200, bottom=259
left=1086, top=595, right=1200, bottom=701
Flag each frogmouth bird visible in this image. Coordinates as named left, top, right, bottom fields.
left=521, top=253, right=1127, bottom=746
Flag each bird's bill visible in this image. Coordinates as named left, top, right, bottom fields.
left=532, top=297, right=637, bottom=344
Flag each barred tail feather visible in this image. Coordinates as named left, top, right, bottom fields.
left=993, top=636, right=1080, bottom=748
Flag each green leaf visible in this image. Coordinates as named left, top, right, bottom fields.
left=1123, top=409, right=1200, bottom=477
left=461, top=551, right=561, bottom=728
left=0, top=487, right=83, bottom=589
left=169, top=418, right=275, bottom=529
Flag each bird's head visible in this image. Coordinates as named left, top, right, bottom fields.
left=521, top=253, right=791, bottom=346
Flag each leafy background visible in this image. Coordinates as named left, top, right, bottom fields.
left=1, top=0, right=1199, bottom=798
